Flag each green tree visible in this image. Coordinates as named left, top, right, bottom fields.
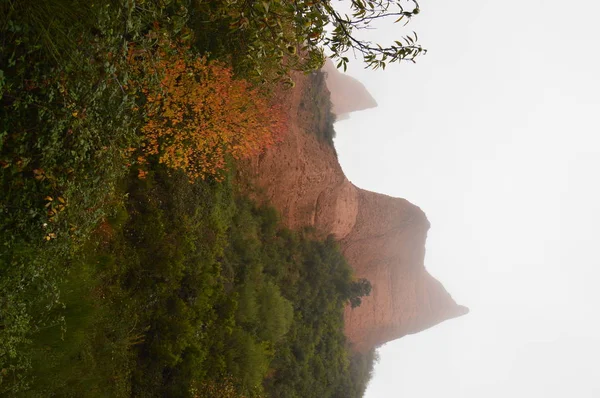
left=191, top=0, right=425, bottom=80
left=348, top=278, right=372, bottom=308
left=324, top=0, right=426, bottom=70
left=256, top=282, right=294, bottom=342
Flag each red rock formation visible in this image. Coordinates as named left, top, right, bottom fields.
left=321, top=59, right=377, bottom=119
left=245, top=72, right=467, bottom=353
left=341, top=190, right=469, bottom=351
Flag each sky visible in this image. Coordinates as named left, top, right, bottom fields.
left=330, top=1, right=600, bottom=397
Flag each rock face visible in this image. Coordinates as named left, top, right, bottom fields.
left=321, top=59, right=378, bottom=119
left=340, top=190, right=469, bottom=351
left=246, top=71, right=467, bottom=353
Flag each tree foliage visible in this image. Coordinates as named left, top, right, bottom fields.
left=191, top=0, right=425, bottom=78
left=1, top=0, right=389, bottom=395
left=325, top=0, right=426, bottom=70
left=129, top=34, right=286, bottom=181
left=348, top=278, right=373, bottom=308
left=118, top=168, right=374, bottom=397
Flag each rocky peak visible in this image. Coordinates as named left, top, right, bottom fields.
left=245, top=71, right=467, bottom=352
left=321, top=59, right=378, bottom=119
left=340, top=189, right=469, bottom=351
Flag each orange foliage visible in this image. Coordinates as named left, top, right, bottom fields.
left=129, top=37, right=285, bottom=181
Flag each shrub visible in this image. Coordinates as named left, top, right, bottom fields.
left=129, top=35, right=286, bottom=181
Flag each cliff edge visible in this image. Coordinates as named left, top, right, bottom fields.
left=245, top=70, right=467, bottom=352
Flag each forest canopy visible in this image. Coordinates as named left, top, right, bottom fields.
left=0, top=0, right=396, bottom=395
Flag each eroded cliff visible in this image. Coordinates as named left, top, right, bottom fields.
left=245, top=70, right=467, bottom=352
left=340, top=190, right=469, bottom=351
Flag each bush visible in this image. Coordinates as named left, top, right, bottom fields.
left=128, top=35, right=286, bottom=181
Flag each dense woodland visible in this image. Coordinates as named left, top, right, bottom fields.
left=3, top=165, right=376, bottom=397
left=0, top=0, right=383, bottom=396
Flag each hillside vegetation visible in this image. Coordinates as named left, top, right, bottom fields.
left=4, top=164, right=375, bottom=397
left=0, top=0, right=377, bottom=396
left=299, top=71, right=338, bottom=149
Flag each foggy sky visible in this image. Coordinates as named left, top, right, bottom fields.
left=332, top=1, right=600, bottom=396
